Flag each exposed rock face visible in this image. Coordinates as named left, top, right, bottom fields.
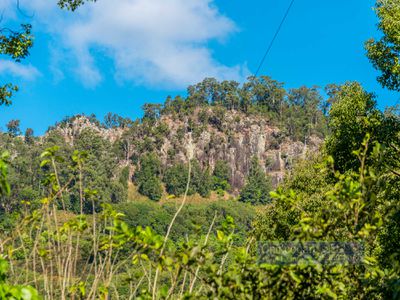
left=52, top=116, right=124, bottom=146
left=151, top=109, right=322, bottom=190
left=53, top=110, right=323, bottom=191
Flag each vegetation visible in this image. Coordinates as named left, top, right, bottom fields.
left=0, top=0, right=399, bottom=299
left=135, top=153, right=163, bottom=201
left=239, top=157, right=272, bottom=205
left=366, top=0, right=400, bottom=91
left=212, top=160, right=231, bottom=194
left=161, top=76, right=328, bottom=142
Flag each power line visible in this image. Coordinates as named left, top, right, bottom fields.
left=254, top=0, right=296, bottom=76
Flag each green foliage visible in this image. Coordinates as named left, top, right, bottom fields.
left=0, top=124, right=399, bottom=299
left=103, top=112, right=132, bottom=129
left=0, top=125, right=129, bottom=214
left=163, top=160, right=212, bottom=197
left=212, top=160, right=231, bottom=192
left=366, top=0, right=400, bottom=91
left=190, top=161, right=212, bottom=197
left=116, top=200, right=255, bottom=243
left=135, top=153, right=161, bottom=181
left=253, top=137, right=400, bottom=298
left=1, top=3, right=400, bottom=295
left=285, top=86, right=328, bottom=140
left=57, top=0, right=97, bottom=11
left=0, top=24, right=33, bottom=62
left=135, top=153, right=163, bottom=201
left=0, top=22, right=33, bottom=106
left=0, top=84, right=18, bottom=107
left=138, top=176, right=162, bottom=201
left=163, top=163, right=189, bottom=196
left=325, top=82, right=381, bottom=171
left=0, top=257, right=39, bottom=300
left=242, top=75, right=286, bottom=114
left=6, top=119, right=21, bottom=137
left=159, top=76, right=328, bottom=141
left=142, top=103, right=162, bottom=123
left=255, top=152, right=335, bottom=241
left=0, top=0, right=94, bottom=107
left=239, top=156, right=272, bottom=205
left=24, top=128, right=34, bottom=144
left=0, top=152, right=10, bottom=197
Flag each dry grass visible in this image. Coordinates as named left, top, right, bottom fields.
left=127, top=182, right=235, bottom=206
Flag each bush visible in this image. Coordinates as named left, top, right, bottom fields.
left=138, top=176, right=163, bottom=201
left=163, top=163, right=190, bottom=196
left=239, top=156, right=272, bottom=205
left=164, top=161, right=212, bottom=197
left=135, top=153, right=163, bottom=201
left=115, top=200, right=256, bottom=242
left=212, top=160, right=231, bottom=191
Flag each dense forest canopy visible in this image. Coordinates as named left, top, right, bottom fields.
left=0, top=0, right=399, bottom=299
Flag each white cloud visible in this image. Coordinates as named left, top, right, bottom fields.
left=20, top=0, right=248, bottom=88
left=0, top=60, right=40, bottom=80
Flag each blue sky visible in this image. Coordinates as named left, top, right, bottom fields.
left=0, top=0, right=398, bottom=134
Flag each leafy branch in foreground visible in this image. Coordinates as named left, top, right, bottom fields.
left=57, top=0, right=97, bottom=11
left=0, top=132, right=398, bottom=299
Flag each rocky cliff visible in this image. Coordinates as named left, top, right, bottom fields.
left=52, top=108, right=323, bottom=191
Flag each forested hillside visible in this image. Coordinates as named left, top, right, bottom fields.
left=0, top=76, right=327, bottom=207
left=0, top=0, right=400, bottom=299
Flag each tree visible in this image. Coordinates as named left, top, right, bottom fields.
left=135, top=153, right=162, bottom=201
left=0, top=152, right=10, bottom=197
left=285, top=86, right=327, bottom=141
left=239, top=157, right=271, bottom=205
left=24, top=128, right=34, bottom=144
left=142, top=103, right=162, bottom=123
left=212, top=160, right=231, bottom=192
left=164, top=163, right=190, bottom=196
left=0, top=1, right=95, bottom=107
left=103, top=113, right=132, bottom=129
left=0, top=24, right=32, bottom=106
left=57, top=0, right=97, bottom=11
left=104, top=112, right=119, bottom=128
left=242, top=76, right=286, bottom=114
left=191, top=161, right=212, bottom=197
left=366, top=0, right=400, bottom=91
left=163, top=161, right=212, bottom=197
left=325, top=82, right=381, bottom=171
left=138, top=176, right=162, bottom=201
left=6, top=119, right=21, bottom=137
left=187, top=78, right=220, bottom=106
left=220, top=80, right=241, bottom=110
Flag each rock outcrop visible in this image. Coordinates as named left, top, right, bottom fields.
left=52, top=109, right=323, bottom=191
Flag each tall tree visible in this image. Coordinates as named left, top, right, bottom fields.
left=286, top=86, right=326, bottom=141
left=366, top=0, right=400, bottom=91
left=325, top=82, right=381, bottom=171
left=239, top=156, right=271, bottom=205
left=6, top=119, right=21, bottom=137
left=142, top=103, right=162, bottom=123
left=242, top=76, right=286, bottom=114
left=24, top=128, right=34, bottom=144
left=212, top=160, right=231, bottom=192
left=135, top=153, right=163, bottom=201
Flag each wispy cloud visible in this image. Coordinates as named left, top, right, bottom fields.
left=0, top=60, right=40, bottom=80
left=20, top=0, right=247, bottom=88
